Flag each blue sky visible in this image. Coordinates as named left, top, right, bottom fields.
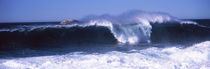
left=0, top=0, right=209, bottom=22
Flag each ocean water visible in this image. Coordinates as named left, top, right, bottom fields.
left=0, top=11, right=210, bottom=69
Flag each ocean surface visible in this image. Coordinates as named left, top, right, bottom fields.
left=0, top=11, right=210, bottom=69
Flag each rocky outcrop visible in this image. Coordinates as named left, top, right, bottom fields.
left=60, top=19, right=79, bottom=24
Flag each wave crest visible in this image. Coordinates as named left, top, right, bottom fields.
left=0, top=10, right=202, bottom=44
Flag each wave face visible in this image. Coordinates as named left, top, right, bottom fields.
left=88, top=20, right=151, bottom=44
left=0, top=11, right=210, bottom=49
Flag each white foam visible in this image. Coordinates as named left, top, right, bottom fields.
left=1, top=41, right=210, bottom=69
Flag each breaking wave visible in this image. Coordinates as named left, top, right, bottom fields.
left=0, top=10, right=210, bottom=69
left=0, top=10, right=209, bottom=49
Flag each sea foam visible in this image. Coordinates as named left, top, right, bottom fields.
left=1, top=41, right=210, bottom=69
